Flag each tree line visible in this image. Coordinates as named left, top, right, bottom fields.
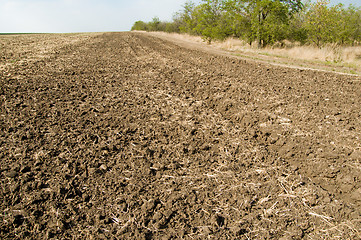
left=131, top=0, right=361, bottom=47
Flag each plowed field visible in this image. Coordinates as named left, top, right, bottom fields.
left=1, top=32, right=361, bottom=239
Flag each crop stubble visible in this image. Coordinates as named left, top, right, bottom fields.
left=0, top=32, right=361, bottom=239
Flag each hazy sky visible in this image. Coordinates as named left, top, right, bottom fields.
left=0, top=0, right=360, bottom=33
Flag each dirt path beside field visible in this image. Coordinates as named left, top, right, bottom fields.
left=1, top=32, right=361, bottom=239
left=146, top=31, right=361, bottom=76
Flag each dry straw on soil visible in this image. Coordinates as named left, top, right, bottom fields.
left=152, top=32, right=361, bottom=75
left=1, top=32, right=361, bottom=239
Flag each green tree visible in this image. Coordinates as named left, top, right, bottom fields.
left=304, top=0, right=340, bottom=47
left=217, top=0, right=303, bottom=47
left=287, top=1, right=309, bottom=44
left=164, top=22, right=180, bottom=33
left=353, top=7, right=361, bottom=43
left=149, top=17, right=161, bottom=31
left=131, top=0, right=361, bottom=48
left=131, top=21, right=149, bottom=31
left=338, top=5, right=361, bottom=44
left=243, top=0, right=303, bottom=47
left=221, top=0, right=251, bottom=40
left=175, top=1, right=199, bottom=34
left=192, top=0, right=231, bottom=43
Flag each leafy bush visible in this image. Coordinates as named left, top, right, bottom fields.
left=131, top=0, right=361, bottom=48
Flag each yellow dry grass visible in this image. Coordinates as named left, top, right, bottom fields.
left=214, top=38, right=361, bottom=73
left=149, top=31, right=361, bottom=75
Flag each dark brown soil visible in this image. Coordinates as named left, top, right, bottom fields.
left=1, top=32, right=361, bottom=239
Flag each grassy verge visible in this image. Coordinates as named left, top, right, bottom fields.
left=149, top=32, right=361, bottom=76
left=215, top=39, right=361, bottom=75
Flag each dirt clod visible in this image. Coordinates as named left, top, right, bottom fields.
left=1, top=32, right=361, bottom=239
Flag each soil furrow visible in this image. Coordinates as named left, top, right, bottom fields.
left=0, top=32, right=360, bottom=239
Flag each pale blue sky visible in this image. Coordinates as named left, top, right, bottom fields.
left=329, top=0, right=361, bottom=7
left=0, top=0, right=359, bottom=33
